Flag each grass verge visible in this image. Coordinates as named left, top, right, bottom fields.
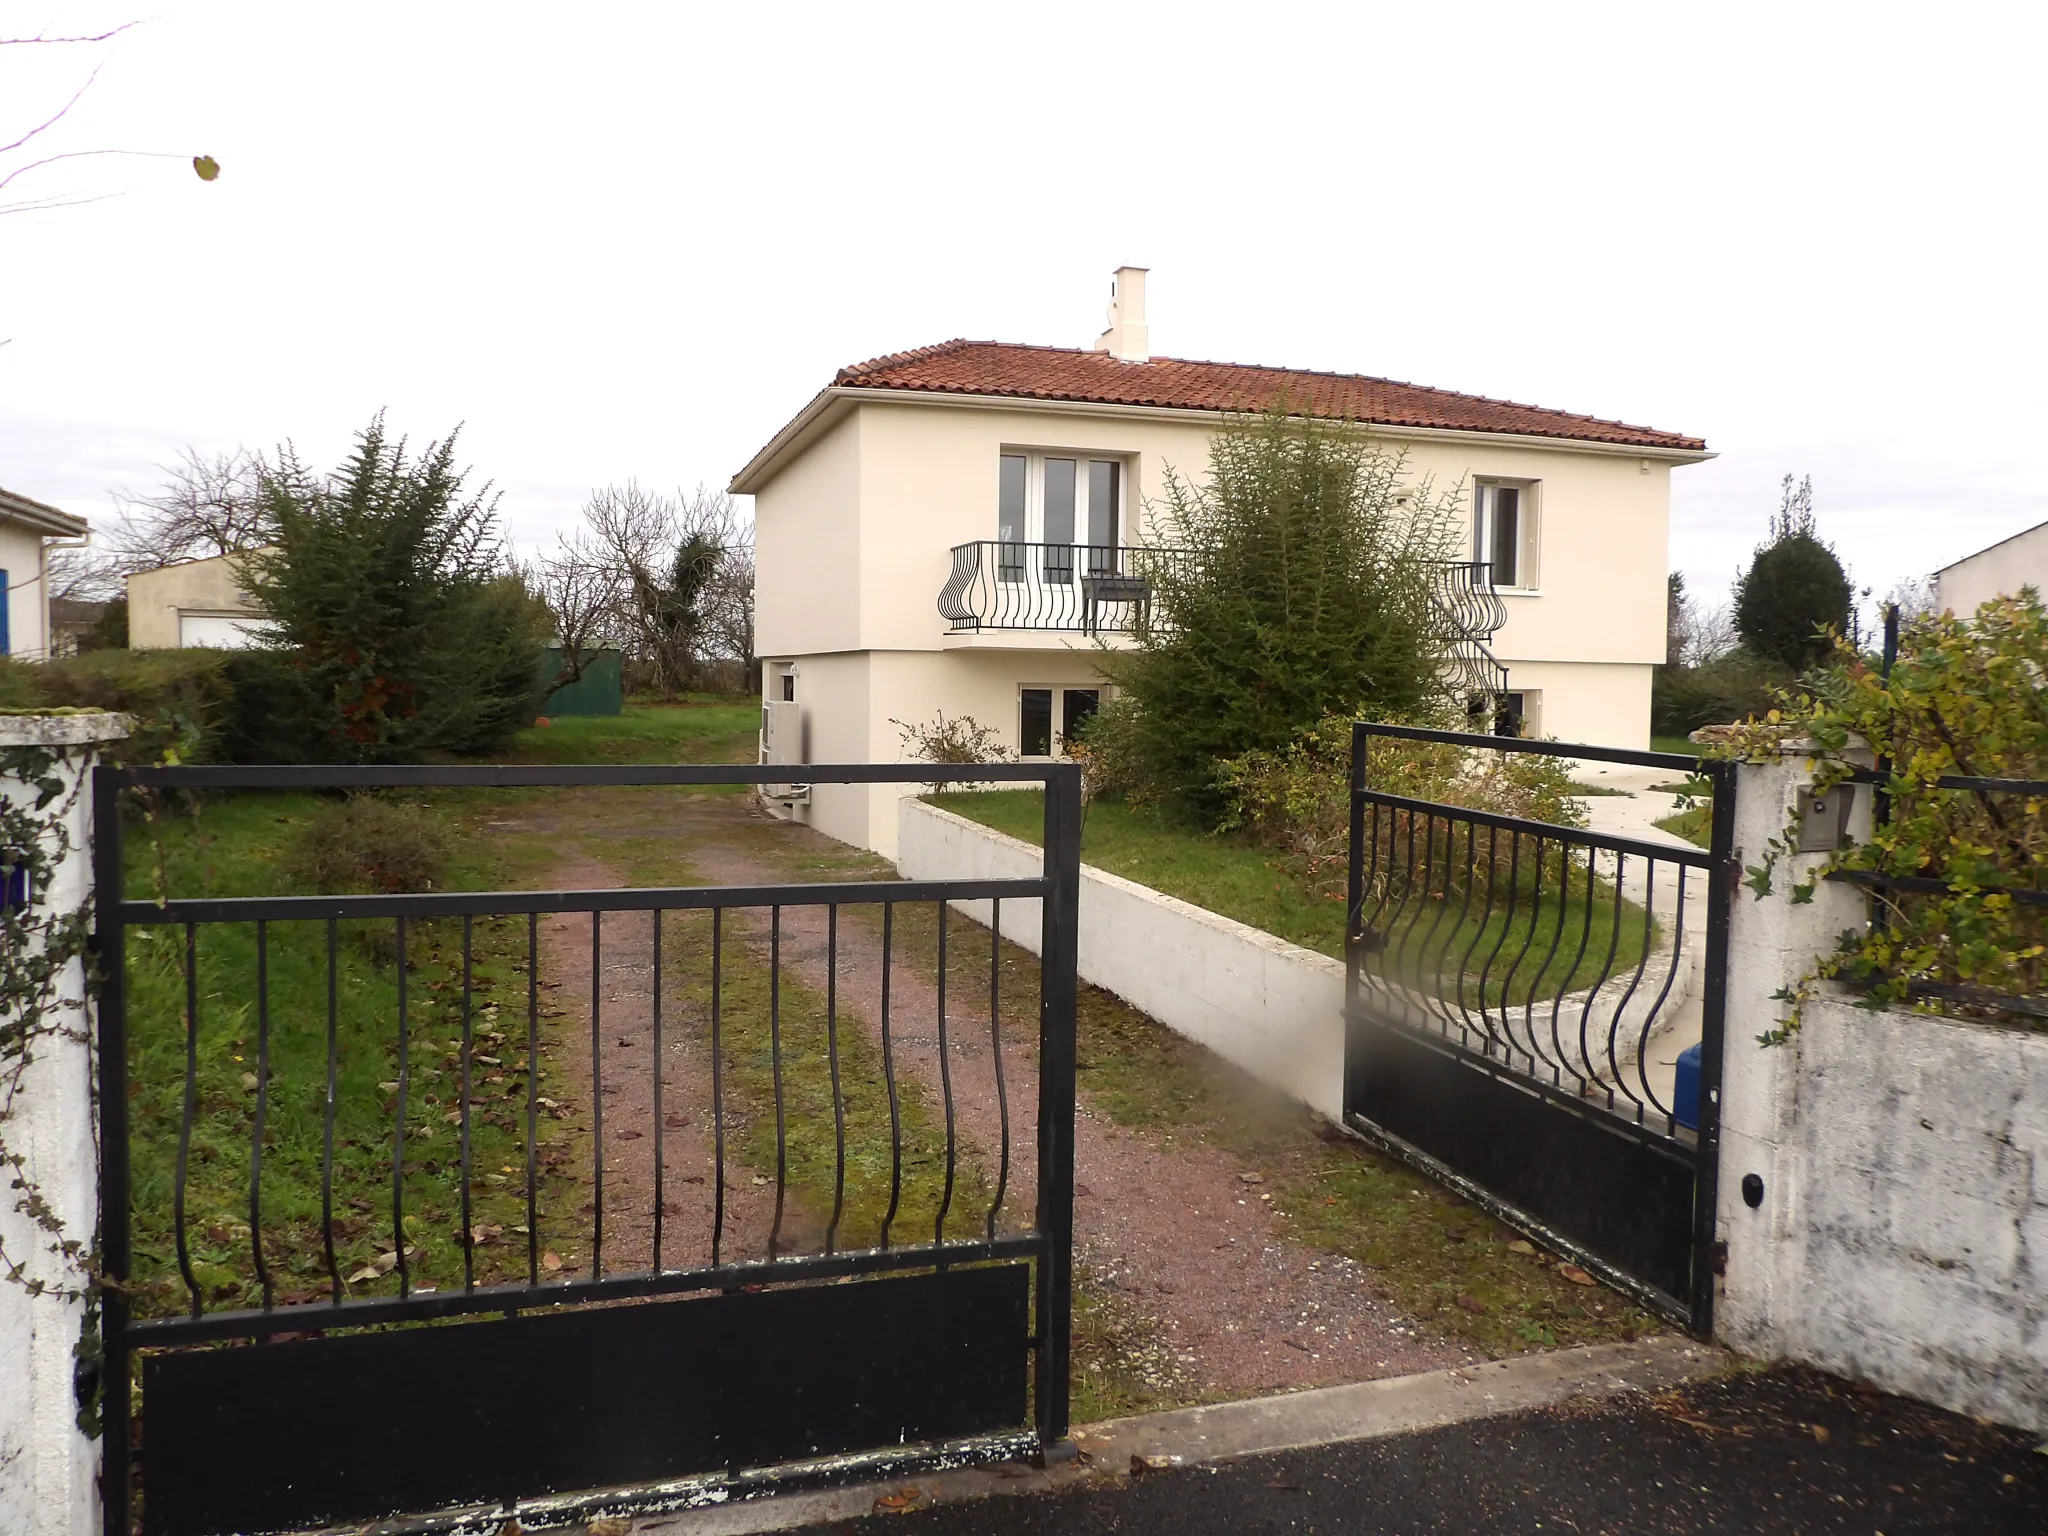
left=934, top=790, right=1655, bottom=1003
left=1655, top=804, right=1713, bottom=848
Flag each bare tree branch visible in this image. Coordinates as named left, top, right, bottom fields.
left=0, top=55, right=107, bottom=159
left=0, top=23, right=144, bottom=46
left=103, top=445, right=272, bottom=573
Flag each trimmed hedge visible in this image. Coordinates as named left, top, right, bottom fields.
left=0, top=648, right=327, bottom=765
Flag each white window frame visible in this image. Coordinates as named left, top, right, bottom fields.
left=1473, top=479, right=1540, bottom=592
left=998, top=451, right=1128, bottom=570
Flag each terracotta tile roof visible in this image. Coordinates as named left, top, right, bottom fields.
left=832, top=340, right=1705, bottom=452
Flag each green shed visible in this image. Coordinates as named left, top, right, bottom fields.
left=536, top=648, right=623, bottom=716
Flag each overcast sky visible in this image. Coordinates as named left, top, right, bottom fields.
left=3, top=2, right=2042, bottom=620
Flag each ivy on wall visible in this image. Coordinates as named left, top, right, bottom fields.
left=1710, top=592, right=2048, bottom=1041
left=0, top=735, right=104, bottom=1437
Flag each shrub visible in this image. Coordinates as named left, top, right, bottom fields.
left=1099, top=406, right=1461, bottom=823
left=1217, top=709, right=1586, bottom=904
left=216, top=650, right=325, bottom=763
left=1724, top=590, right=2048, bottom=1033
left=1650, top=650, right=1790, bottom=737
left=1732, top=475, right=1853, bottom=670
left=283, top=795, right=451, bottom=895
left=892, top=711, right=1011, bottom=791
left=247, top=417, right=550, bottom=762
left=0, top=649, right=233, bottom=764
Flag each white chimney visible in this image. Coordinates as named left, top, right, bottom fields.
left=1091, top=266, right=1149, bottom=362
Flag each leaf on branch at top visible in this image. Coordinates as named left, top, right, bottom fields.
left=193, top=155, right=220, bottom=182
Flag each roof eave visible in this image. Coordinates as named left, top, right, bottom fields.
left=0, top=487, right=90, bottom=538
left=775, top=385, right=1712, bottom=464
left=728, top=387, right=857, bottom=495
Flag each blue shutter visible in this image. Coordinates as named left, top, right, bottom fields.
left=0, top=570, right=10, bottom=655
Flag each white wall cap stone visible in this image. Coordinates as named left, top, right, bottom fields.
left=0, top=710, right=134, bottom=746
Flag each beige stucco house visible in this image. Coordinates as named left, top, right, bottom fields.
left=734, top=269, right=1711, bottom=855
left=0, top=486, right=92, bottom=660
left=126, top=549, right=276, bottom=649
left=1934, top=520, right=2048, bottom=617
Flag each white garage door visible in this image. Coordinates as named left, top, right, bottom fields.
left=178, top=612, right=278, bottom=649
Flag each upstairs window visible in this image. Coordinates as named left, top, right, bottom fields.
left=1473, top=481, right=1538, bottom=590
left=998, top=452, right=1124, bottom=582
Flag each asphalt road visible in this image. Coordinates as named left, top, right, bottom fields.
left=813, top=1367, right=2048, bottom=1535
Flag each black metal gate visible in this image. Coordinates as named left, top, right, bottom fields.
left=94, top=761, right=1082, bottom=1536
left=1343, top=723, right=1734, bottom=1331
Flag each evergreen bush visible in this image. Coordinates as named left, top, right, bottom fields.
left=247, top=417, right=550, bottom=762
left=1733, top=475, right=1852, bottom=670
left=1096, top=406, right=1459, bottom=822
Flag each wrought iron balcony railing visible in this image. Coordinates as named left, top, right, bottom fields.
left=939, top=542, right=1178, bottom=635
left=1427, top=560, right=1511, bottom=704
left=937, top=544, right=1508, bottom=700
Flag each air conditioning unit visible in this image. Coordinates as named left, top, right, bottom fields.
left=761, top=699, right=810, bottom=802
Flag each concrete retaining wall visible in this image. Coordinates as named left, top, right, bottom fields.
left=1719, top=992, right=2048, bottom=1432
left=1717, top=746, right=2048, bottom=1432
left=897, top=797, right=1346, bottom=1120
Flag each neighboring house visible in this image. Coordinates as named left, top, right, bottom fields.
left=1934, top=519, right=2048, bottom=617
left=126, top=549, right=279, bottom=648
left=47, top=598, right=111, bottom=656
left=0, top=485, right=92, bottom=660
left=735, top=268, right=1710, bottom=855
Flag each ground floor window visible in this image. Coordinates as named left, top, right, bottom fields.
left=1020, top=685, right=1103, bottom=757
left=1020, top=688, right=1054, bottom=757
left=1061, top=687, right=1100, bottom=745
left=1466, top=689, right=1538, bottom=738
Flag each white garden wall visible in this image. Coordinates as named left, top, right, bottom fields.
left=1716, top=744, right=2048, bottom=1433
left=897, top=797, right=1346, bottom=1120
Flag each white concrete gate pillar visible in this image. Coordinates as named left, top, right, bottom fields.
left=0, top=712, right=130, bottom=1536
left=1712, top=735, right=1871, bottom=1355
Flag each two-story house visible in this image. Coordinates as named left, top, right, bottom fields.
left=733, top=269, right=1710, bottom=854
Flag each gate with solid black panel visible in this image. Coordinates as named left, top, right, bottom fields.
left=1343, top=723, right=1734, bottom=1332
left=95, top=760, right=1082, bottom=1536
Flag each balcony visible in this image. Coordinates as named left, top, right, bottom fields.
left=936, top=543, right=1510, bottom=697
left=938, top=541, right=1174, bottom=637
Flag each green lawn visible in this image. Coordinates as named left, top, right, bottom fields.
left=121, top=699, right=762, bottom=1315
left=1655, top=803, right=1713, bottom=848
left=122, top=794, right=572, bottom=1315
left=499, top=698, right=759, bottom=765
left=931, top=791, right=1652, bottom=1003
left=941, top=791, right=1353, bottom=956
left=1651, top=734, right=1700, bottom=758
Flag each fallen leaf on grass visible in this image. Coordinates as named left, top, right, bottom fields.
left=616, top=1130, right=643, bottom=1141
left=664, top=1113, right=691, bottom=1129
left=1507, top=1240, right=1537, bottom=1256
left=1238, top=1171, right=1264, bottom=1185
left=1811, top=1424, right=1831, bottom=1444
left=240, top=1072, right=260, bottom=1092
left=585, top=1517, right=630, bottom=1536
left=344, top=1246, right=416, bottom=1284
left=1557, top=1264, right=1597, bottom=1286
left=468, top=1224, right=504, bottom=1246
left=543, top=1250, right=564, bottom=1273
left=872, top=1487, right=925, bottom=1513
left=1129, top=1453, right=1182, bottom=1474
left=1455, top=1293, right=1487, bottom=1314
left=379, top=1081, right=400, bottom=1092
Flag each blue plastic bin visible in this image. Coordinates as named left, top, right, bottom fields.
left=1673, top=1041, right=1703, bottom=1131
